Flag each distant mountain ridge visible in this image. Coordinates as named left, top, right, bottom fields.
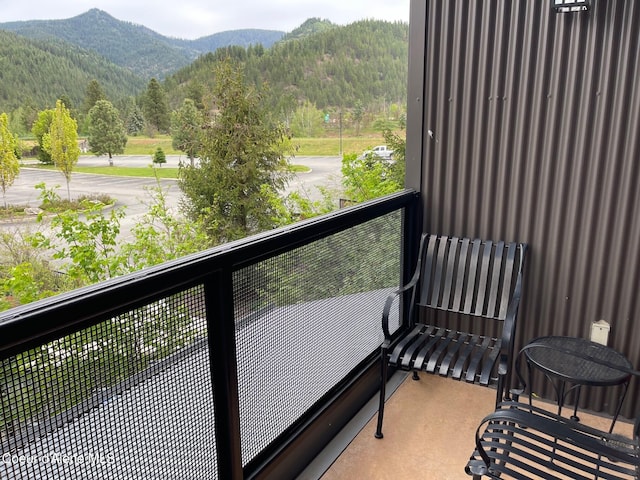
left=0, top=8, right=285, bottom=79
left=164, top=19, right=409, bottom=112
left=0, top=10, right=408, bottom=129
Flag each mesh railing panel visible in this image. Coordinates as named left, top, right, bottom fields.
left=234, top=212, right=402, bottom=465
left=0, top=286, right=217, bottom=479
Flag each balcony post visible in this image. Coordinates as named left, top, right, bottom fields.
left=206, top=268, right=243, bottom=479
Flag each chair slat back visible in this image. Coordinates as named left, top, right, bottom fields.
left=418, top=234, right=523, bottom=320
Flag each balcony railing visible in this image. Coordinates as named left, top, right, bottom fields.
left=0, top=189, right=419, bottom=479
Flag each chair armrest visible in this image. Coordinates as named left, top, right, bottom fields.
left=499, top=274, right=523, bottom=354
left=496, top=298, right=520, bottom=378
left=497, top=259, right=525, bottom=377
left=499, top=244, right=526, bottom=356
left=382, top=233, right=429, bottom=340
left=381, top=257, right=425, bottom=339
left=381, top=278, right=417, bottom=339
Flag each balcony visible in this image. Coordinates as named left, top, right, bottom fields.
left=3, top=1, right=640, bottom=477
left=0, top=188, right=636, bottom=479
left=1, top=190, right=425, bottom=479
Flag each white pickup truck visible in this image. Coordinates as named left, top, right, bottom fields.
left=362, top=145, right=394, bottom=161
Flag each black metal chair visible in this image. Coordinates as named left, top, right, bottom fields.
left=466, top=343, right=640, bottom=479
left=466, top=400, right=640, bottom=479
left=375, top=233, right=527, bottom=439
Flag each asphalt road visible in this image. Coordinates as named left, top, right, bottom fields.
left=3, top=155, right=343, bottom=237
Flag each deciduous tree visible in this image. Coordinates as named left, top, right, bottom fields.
left=0, top=113, right=20, bottom=208
left=341, top=152, right=400, bottom=203
left=31, top=108, right=55, bottom=164
left=43, top=100, right=80, bottom=201
left=340, top=128, right=405, bottom=203
left=32, top=201, right=126, bottom=284
left=290, top=100, right=325, bottom=137
left=87, top=100, right=127, bottom=166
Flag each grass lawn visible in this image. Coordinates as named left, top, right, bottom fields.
left=74, top=166, right=179, bottom=178
left=124, top=135, right=179, bottom=155
left=33, top=165, right=181, bottom=179
left=20, top=134, right=391, bottom=165
left=123, top=135, right=387, bottom=157
left=31, top=164, right=310, bottom=179
left=291, top=136, right=386, bottom=156
left=122, top=135, right=388, bottom=156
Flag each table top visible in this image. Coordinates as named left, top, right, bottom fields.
left=523, top=336, right=632, bottom=386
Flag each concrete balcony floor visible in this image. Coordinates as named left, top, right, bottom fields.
left=316, top=373, right=634, bottom=480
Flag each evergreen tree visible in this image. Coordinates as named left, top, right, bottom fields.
left=143, top=78, right=170, bottom=134
left=126, top=104, right=145, bottom=136
left=83, top=79, right=106, bottom=114
left=179, top=59, right=293, bottom=242
left=152, top=147, right=166, bottom=167
left=20, top=98, right=39, bottom=133
left=353, top=101, right=364, bottom=136
left=185, top=81, right=206, bottom=111
left=87, top=100, right=127, bottom=166
left=171, top=99, right=203, bottom=167
left=59, top=95, right=74, bottom=113
left=0, top=113, right=20, bottom=208
left=43, top=100, right=80, bottom=201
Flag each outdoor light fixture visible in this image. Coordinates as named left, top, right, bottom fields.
left=552, top=0, right=591, bottom=13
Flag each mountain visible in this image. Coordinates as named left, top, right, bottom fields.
left=282, top=18, right=335, bottom=40
left=0, top=30, right=145, bottom=112
left=164, top=19, right=409, bottom=112
left=0, top=11, right=408, bottom=131
left=171, top=29, right=286, bottom=54
left=0, top=9, right=285, bottom=80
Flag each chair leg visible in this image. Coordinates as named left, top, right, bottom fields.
left=495, top=356, right=510, bottom=405
left=375, top=346, right=388, bottom=439
left=496, top=373, right=504, bottom=407
left=412, top=371, right=420, bottom=381
left=503, top=365, right=513, bottom=401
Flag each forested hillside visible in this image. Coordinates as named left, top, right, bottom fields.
left=0, top=9, right=284, bottom=80
left=0, top=14, right=408, bottom=136
left=0, top=30, right=145, bottom=112
left=165, top=19, right=408, bottom=115
left=172, top=29, right=285, bottom=55
left=282, top=17, right=335, bottom=40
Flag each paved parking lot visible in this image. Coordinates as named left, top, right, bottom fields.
left=3, top=155, right=343, bottom=237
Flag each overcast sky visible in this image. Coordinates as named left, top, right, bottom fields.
left=0, top=1, right=410, bottom=39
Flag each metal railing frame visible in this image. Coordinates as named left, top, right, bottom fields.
left=0, top=189, right=419, bottom=479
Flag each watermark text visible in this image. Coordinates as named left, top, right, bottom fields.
left=2, top=452, right=115, bottom=467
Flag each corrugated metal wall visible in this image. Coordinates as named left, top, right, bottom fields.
left=409, top=0, right=640, bottom=417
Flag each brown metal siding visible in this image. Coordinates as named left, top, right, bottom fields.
left=410, top=0, right=640, bottom=417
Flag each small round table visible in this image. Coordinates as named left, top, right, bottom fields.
left=521, top=336, right=632, bottom=432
